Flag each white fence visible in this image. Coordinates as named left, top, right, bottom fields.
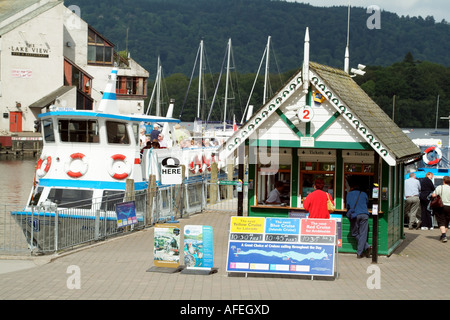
left=0, top=175, right=246, bottom=255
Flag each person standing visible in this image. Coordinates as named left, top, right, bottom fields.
left=150, top=124, right=160, bottom=142
left=303, top=178, right=334, bottom=219
left=404, top=172, right=421, bottom=230
left=432, top=176, right=450, bottom=242
left=346, top=181, right=371, bottom=259
left=419, top=172, right=435, bottom=230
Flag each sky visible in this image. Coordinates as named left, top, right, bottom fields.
left=290, top=0, right=450, bottom=23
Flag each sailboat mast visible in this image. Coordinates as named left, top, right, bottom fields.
left=263, top=36, right=271, bottom=104
left=224, top=38, right=231, bottom=131
left=156, top=56, right=161, bottom=117
left=435, top=95, right=440, bottom=130
left=197, top=40, right=204, bottom=120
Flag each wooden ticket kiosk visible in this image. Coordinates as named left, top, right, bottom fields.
left=219, top=30, right=421, bottom=255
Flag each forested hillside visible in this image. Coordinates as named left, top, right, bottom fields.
left=64, top=0, right=450, bottom=127
left=65, top=0, right=450, bottom=74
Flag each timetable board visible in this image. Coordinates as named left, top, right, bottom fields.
left=226, top=217, right=336, bottom=277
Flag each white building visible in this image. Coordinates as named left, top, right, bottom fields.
left=0, top=0, right=149, bottom=134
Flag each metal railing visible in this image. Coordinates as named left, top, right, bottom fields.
left=1, top=173, right=245, bottom=255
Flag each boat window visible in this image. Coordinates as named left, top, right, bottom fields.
left=58, top=119, right=99, bottom=143
left=132, top=124, right=139, bottom=145
left=100, top=190, right=125, bottom=211
left=106, top=121, right=130, bottom=144
left=47, top=189, right=93, bottom=209
left=29, top=187, right=44, bottom=205
left=42, top=119, right=55, bottom=142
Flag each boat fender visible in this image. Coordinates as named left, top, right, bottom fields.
left=65, top=153, right=89, bottom=178
left=36, top=154, right=52, bottom=177
left=189, top=155, right=200, bottom=174
left=108, top=154, right=132, bottom=180
left=423, top=146, right=442, bottom=165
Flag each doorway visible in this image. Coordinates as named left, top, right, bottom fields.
left=9, top=112, right=22, bottom=132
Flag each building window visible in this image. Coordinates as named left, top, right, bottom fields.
left=116, top=76, right=147, bottom=96
left=88, top=28, right=114, bottom=66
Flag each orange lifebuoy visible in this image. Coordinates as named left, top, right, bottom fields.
left=423, top=146, right=442, bottom=165
left=65, top=153, right=88, bottom=178
left=36, top=154, right=52, bottom=177
left=107, top=154, right=132, bottom=180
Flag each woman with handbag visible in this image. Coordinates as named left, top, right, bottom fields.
left=303, top=178, right=334, bottom=219
left=346, top=180, right=371, bottom=258
left=431, top=176, right=450, bottom=242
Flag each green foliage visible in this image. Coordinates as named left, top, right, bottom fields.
left=64, top=0, right=450, bottom=126
left=354, top=54, right=450, bottom=128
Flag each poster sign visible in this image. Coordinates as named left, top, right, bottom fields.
left=153, top=224, right=181, bottom=268
left=184, top=225, right=214, bottom=270
left=227, top=217, right=336, bottom=277
left=161, top=157, right=182, bottom=185
left=115, top=201, right=137, bottom=227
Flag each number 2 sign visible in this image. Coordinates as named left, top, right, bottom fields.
left=297, top=105, right=314, bottom=122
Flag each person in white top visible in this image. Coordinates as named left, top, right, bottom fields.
left=158, top=133, right=168, bottom=148
left=432, top=175, right=450, bottom=242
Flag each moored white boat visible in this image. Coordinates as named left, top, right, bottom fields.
left=10, top=68, right=227, bottom=252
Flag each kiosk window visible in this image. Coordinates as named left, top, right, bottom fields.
left=344, top=162, right=374, bottom=207
left=256, top=164, right=291, bottom=205
left=300, top=161, right=335, bottom=199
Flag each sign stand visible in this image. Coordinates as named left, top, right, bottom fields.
left=149, top=223, right=182, bottom=273
left=181, top=225, right=215, bottom=276
left=146, top=265, right=184, bottom=273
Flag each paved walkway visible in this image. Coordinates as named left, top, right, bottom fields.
left=0, top=210, right=449, bottom=302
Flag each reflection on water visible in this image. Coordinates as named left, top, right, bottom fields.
left=0, top=157, right=37, bottom=207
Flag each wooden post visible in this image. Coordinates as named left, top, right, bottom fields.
left=124, top=179, right=135, bottom=231
left=174, top=165, right=185, bottom=218
left=210, top=162, right=218, bottom=205
left=227, top=162, right=234, bottom=200
left=372, top=154, right=380, bottom=264
left=147, top=175, right=156, bottom=225
left=237, top=145, right=244, bottom=216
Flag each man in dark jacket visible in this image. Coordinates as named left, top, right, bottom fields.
left=346, top=179, right=371, bottom=259
left=419, top=172, right=435, bottom=230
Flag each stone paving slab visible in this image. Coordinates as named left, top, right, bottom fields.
left=0, top=210, right=449, bottom=303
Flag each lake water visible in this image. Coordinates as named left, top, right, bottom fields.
left=0, top=157, right=36, bottom=207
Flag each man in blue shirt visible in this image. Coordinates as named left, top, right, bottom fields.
left=346, top=180, right=371, bottom=259
left=404, top=172, right=421, bottom=229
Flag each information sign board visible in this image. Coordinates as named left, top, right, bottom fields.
left=115, top=201, right=137, bottom=228
left=153, top=224, right=181, bottom=268
left=184, top=225, right=214, bottom=270
left=226, top=217, right=336, bottom=277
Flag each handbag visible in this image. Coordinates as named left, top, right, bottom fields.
left=326, top=193, right=335, bottom=213
left=430, top=195, right=444, bottom=209
left=346, top=191, right=361, bottom=219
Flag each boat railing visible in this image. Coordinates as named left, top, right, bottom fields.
left=3, top=168, right=245, bottom=255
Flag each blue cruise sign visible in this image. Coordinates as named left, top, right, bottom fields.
left=226, top=217, right=336, bottom=277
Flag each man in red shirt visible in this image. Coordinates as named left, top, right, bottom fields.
left=303, top=178, right=334, bottom=219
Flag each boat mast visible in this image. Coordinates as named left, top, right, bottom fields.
left=435, top=95, right=440, bottom=130
left=146, top=56, right=162, bottom=116
left=223, top=38, right=231, bottom=131
left=263, top=36, right=271, bottom=104
left=344, top=1, right=350, bottom=73
left=197, top=40, right=204, bottom=120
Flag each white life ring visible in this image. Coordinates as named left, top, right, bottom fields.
left=423, top=146, right=442, bottom=165
left=36, top=154, right=52, bottom=177
left=108, top=154, right=132, bottom=180
left=65, top=153, right=89, bottom=178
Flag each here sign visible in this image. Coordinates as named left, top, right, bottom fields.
left=161, top=157, right=182, bottom=185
